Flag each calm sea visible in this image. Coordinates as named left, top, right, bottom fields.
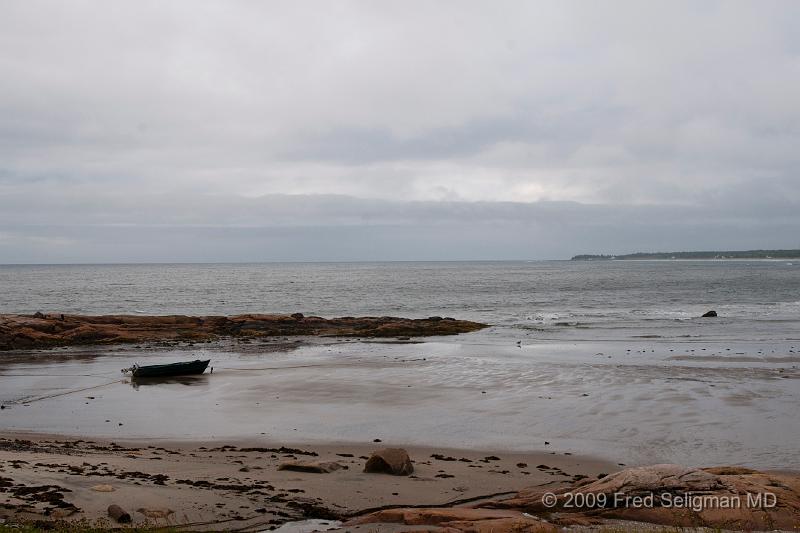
left=1, top=260, right=798, bottom=342
left=2, top=261, right=799, bottom=467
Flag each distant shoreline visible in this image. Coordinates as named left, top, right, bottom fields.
left=572, top=249, right=800, bottom=261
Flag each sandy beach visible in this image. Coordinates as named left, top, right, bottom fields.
left=1, top=433, right=615, bottom=530
left=3, top=432, right=799, bottom=531
left=1, top=326, right=799, bottom=530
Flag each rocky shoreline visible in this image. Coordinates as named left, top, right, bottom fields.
left=0, top=436, right=798, bottom=531
left=354, top=465, right=800, bottom=531
left=0, top=313, right=487, bottom=351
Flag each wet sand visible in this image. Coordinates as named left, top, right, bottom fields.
left=0, top=433, right=613, bottom=530
left=1, top=332, right=799, bottom=529
left=1, top=334, right=798, bottom=468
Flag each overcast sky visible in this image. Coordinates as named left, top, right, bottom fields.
left=1, top=1, right=798, bottom=262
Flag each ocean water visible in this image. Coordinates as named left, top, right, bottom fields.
left=1, top=260, right=799, bottom=341
left=1, top=261, right=799, bottom=468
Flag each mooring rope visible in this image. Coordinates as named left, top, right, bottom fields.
left=7, top=378, right=124, bottom=405
left=0, top=372, right=121, bottom=378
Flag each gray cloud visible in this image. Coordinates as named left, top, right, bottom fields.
left=0, top=1, right=798, bottom=261
left=0, top=193, right=797, bottom=263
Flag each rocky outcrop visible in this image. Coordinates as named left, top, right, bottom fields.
left=349, top=464, right=800, bottom=531
left=347, top=508, right=555, bottom=532
left=487, top=463, right=725, bottom=514
left=481, top=463, right=800, bottom=530
left=0, top=313, right=487, bottom=350
left=364, top=448, right=414, bottom=476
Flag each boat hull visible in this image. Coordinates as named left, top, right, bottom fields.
left=131, top=359, right=210, bottom=378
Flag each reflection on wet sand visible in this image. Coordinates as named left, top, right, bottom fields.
left=1, top=335, right=798, bottom=469
left=129, top=374, right=210, bottom=389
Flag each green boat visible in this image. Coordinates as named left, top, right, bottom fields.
left=123, top=359, right=210, bottom=378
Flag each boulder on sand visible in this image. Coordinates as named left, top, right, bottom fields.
left=364, top=448, right=414, bottom=475
left=701, top=310, right=717, bottom=317
left=278, top=460, right=345, bottom=473
left=107, top=504, right=131, bottom=523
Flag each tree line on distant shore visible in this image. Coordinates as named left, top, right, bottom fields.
left=571, top=249, right=800, bottom=260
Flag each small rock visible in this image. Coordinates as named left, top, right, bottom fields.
left=278, top=460, right=345, bottom=474
left=137, top=507, right=174, bottom=519
left=91, top=484, right=115, bottom=492
left=701, top=310, right=717, bottom=317
left=108, top=504, right=131, bottom=523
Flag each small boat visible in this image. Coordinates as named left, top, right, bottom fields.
left=122, top=359, right=210, bottom=378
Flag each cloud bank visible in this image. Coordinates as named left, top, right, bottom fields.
left=0, top=1, right=798, bottom=261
